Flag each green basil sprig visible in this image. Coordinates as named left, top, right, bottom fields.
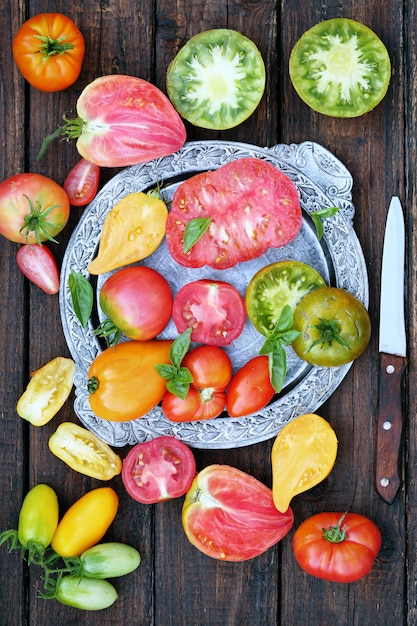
left=259, top=305, right=301, bottom=393
left=154, top=328, right=193, bottom=399
left=311, top=206, right=340, bottom=240
left=183, top=217, right=212, bottom=254
left=68, top=270, right=93, bottom=328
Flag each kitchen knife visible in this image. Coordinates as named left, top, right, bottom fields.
left=375, top=196, right=407, bottom=503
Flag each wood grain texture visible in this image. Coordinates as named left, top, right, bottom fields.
left=0, top=1, right=412, bottom=625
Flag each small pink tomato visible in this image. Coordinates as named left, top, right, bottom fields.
left=63, top=158, right=100, bottom=206
left=16, top=244, right=60, bottom=294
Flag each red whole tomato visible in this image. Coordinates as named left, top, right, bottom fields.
left=172, top=279, right=246, bottom=346
left=16, top=244, right=60, bottom=294
left=122, top=436, right=196, bottom=504
left=63, top=159, right=100, bottom=206
left=162, top=345, right=233, bottom=422
left=39, top=75, right=187, bottom=166
left=293, top=512, right=382, bottom=583
left=98, top=266, right=173, bottom=342
left=12, top=13, right=85, bottom=92
left=182, top=464, right=294, bottom=561
left=226, top=355, right=275, bottom=417
left=0, top=173, right=70, bottom=244
left=166, top=158, right=302, bottom=269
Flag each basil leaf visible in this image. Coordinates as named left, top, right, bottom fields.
left=183, top=217, right=212, bottom=254
left=68, top=270, right=93, bottom=328
left=275, top=304, right=293, bottom=332
left=154, top=363, right=178, bottom=380
left=169, top=328, right=192, bottom=368
left=166, top=380, right=190, bottom=401
left=312, top=206, right=340, bottom=241
left=268, top=347, right=287, bottom=393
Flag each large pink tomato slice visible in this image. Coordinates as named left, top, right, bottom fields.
left=182, top=464, right=294, bottom=561
left=166, top=158, right=302, bottom=269
left=69, top=75, right=186, bottom=167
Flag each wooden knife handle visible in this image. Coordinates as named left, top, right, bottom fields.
left=375, top=352, right=407, bottom=503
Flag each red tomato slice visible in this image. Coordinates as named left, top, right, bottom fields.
left=74, top=75, right=187, bottom=167
left=121, top=436, right=196, bottom=504
left=166, top=158, right=302, bottom=269
left=172, top=279, right=246, bottom=346
left=16, top=244, right=60, bottom=294
left=63, top=159, right=100, bottom=206
left=182, top=465, right=294, bottom=561
left=227, top=355, right=275, bottom=417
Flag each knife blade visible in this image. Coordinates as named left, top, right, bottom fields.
left=375, top=196, right=407, bottom=503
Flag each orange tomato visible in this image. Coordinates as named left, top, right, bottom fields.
left=12, top=13, right=85, bottom=92
left=51, top=487, right=118, bottom=557
left=87, top=340, right=173, bottom=421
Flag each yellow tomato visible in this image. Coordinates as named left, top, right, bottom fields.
left=51, top=487, right=118, bottom=557
left=271, top=413, right=338, bottom=513
left=48, top=422, right=122, bottom=480
left=16, top=357, right=75, bottom=426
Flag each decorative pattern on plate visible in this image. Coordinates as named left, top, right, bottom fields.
left=59, top=140, right=368, bottom=449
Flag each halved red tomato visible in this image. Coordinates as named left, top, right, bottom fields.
left=172, top=279, right=246, bottom=346
left=63, top=158, right=100, bottom=206
left=166, top=158, right=302, bottom=269
left=122, top=436, right=196, bottom=504
left=182, top=464, right=294, bottom=561
left=39, top=75, right=187, bottom=167
left=162, top=345, right=232, bottom=422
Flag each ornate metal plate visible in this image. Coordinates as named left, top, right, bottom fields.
left=59, top=140, right=368, bottom=449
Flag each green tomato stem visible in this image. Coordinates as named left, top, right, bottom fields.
left=322, top=512, right=348, bottom=543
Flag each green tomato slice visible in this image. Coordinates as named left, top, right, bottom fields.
left=289, top=18, right=391, bottom=117
left=246, top=260, right=326, bottom=336
left=166, top=29, right=266, bottom=130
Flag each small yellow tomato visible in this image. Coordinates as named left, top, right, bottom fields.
left=51, top=487, right=119, bottom=557
left=16, top=357, right=75, bottom=426
left=48, top=422, right=122, bottom=480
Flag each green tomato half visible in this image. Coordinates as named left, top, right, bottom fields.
left=166, top=29, right=266, bottom=130
left=289, top=18, right=391, bottom=117
left=246, top=260, right=326, bottom=336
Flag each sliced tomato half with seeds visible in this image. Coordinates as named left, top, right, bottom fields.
left=166, top=158, right=302, bottom=270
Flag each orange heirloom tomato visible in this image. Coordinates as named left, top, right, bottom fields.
left=87, top=340, right=173, bottom=421
left=12, top=13, right=85, bottom=92
left=51, top=487, right=118, bottom=557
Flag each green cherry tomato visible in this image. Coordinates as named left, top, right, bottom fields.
left=289, top=18, right=391, bottom=117
left=246, top=261, right=326, bottom=336
left=166, top=29, right=266, bottom=130
left=79, top=542, right=141, bottom=578
left=292, top=286, right=371, bottom=366
left=54, top=575, right=118, bottom=610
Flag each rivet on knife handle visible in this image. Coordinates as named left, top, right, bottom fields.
left=375, top=352, right=407, bottom=503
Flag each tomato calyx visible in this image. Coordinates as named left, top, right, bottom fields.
left=87, top=376, right=99, bottom=394
left=94, top=319, right=123, bottom=347
left=322, top=512, right=348, bottom=543
left=307, top=318, right=350, bottom=352
left=19, top=195, right=62, bottom=244
left=37, top=115, right=85, bottom=161
left=35, top=34, right=75, bottom=60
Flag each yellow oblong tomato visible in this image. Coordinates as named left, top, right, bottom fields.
left=51, top=487, right=118, bottom=557
left=87, top=340, right=173, bottom=421
left=48, top=422, right=122, bottom=480
left=17, top=357, right=75, bottom=426
left=12, top=13, right=85, bottom=92
left=271, top=414, right=338, bottom=513
left=87, top=192, right=168, bottom=275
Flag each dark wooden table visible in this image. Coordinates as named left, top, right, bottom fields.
left=1, top=1, right=415, bottom=624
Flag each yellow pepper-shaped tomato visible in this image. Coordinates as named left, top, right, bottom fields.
left=271, top=413, right=338, bottom=513
left=16, top=356, right=75, bottom=426
left=51, top=487, right=118, bottom=557
left=87, top=340, right=172, bottom=422
left=87, top=191, right=168, bottom=275
left=48, top=422, right=122, bottom=480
